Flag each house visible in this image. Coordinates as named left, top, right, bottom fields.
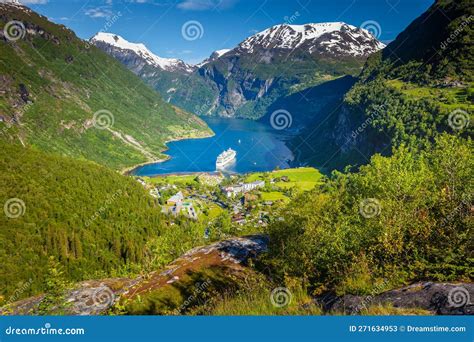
left=251, top=180, right=265, bottom=188
left=163, top=193, right=198, bottom=220
left=184, top=202, right=198, bottom=220
left=222, top=186, right=242, bottom=198
left=167, top=191, right=184, bottom=205
left=221, top=180, right=265, bottom=198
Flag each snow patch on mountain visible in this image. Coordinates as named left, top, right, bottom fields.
left=196, top=48, right=231, bottom=68
left=90, top=32, right=194, bottom=73
left=239, top=22, right=385, bottom=56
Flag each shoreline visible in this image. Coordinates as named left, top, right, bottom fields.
left=121, top=129, right=215, bottom=176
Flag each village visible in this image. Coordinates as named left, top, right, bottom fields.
left=134, top=168, right=322, bottom=234
left=136, top=173, right=272, bottom=227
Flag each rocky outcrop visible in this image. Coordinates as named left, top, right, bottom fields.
left=318, top=282, right=474, bottom=315
left=1, top=236, right=268, bottom=315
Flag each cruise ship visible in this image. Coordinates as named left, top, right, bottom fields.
left=216, top=148, right=236, bottom=169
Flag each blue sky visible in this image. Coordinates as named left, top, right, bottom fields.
left=20, top=0, right=433, bottom=64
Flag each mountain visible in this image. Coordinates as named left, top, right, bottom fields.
left=196, top=48, right=231, bottom=68
left=0, top=3, right=211, bottom=170
left=0, top=141, right=205, bottom=301
left=90, top=32, right=195, bottom=74
left=90, top=32, right=217, bottom=114
left=237, top=22, right=384, bottom=56
left=93, top=22, right=385, bottom=119
left=291, top=0, right=473, bottom=172
left=380, top=0, right=473, bottom=81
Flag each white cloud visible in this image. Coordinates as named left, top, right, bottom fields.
left=85, top=7, right=114, bottom=18
left=177, top=0, right=236, bottom=11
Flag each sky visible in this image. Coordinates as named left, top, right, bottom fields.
left=16, top=0, right=434, bottom=64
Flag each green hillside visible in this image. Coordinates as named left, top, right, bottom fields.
left=292, top=0, right=473, bottom=172
left=0, top=3, right=211, bottom=170
left=262, top=0, right=474, bottom=297
left=380, top=0, right=473, bottom=82
left=0, top=142, right=206, bottom=300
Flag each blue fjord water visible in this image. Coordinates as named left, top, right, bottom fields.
left=133, top=117, right=294, bottom=176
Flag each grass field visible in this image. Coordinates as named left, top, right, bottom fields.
left=260, top=191, right=290, bottom=202
left=143, top=174, right=199, bottom=186
left=386, top=79, right=474, bottom=111
left=245, top=167, right=323, bottom=192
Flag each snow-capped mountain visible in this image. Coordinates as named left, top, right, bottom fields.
left=237, top=22, right=385, bottom=56
left=93, top=22, right=386, bottom=119
left=197, top=49, right=231, bottom=68
left=90, top=32, right=195, bottom=73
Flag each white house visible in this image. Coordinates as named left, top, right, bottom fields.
left=222, top=180, right=265, bottom=198
left=167, top=191, right=184, bottom=205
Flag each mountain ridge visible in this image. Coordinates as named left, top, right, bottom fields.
left=291, top=0, right=473, bottom=172
left=0, top=3, right=211, bottom=169
left=90, top=32, right=195, bottom=73
left=93, top=21, right=385, bottom=119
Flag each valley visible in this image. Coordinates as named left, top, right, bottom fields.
left=0, top=0, right=472, bottom=318
left=132, top=117, right=295, bottom=176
